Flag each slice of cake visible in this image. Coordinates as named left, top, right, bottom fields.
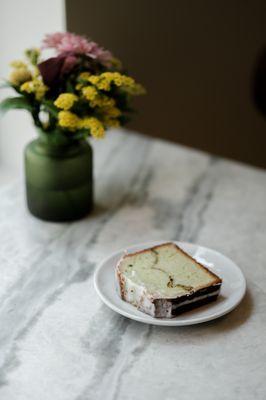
left=116, top=242, right=222, bottom=318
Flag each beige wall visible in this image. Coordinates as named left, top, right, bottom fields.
left=66, top=0, right=266, bottom=168
left=0, top=0, right=65, bottom=173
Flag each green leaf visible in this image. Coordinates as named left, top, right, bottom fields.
left=0, top=96, right=33, bottom=116
left=66, top=80, right=75, bottom=93
left=72, top=128, right=89, bottom=140
left=42, top=100, right=58, bottom=118
left=25, top=48, right=40, bottom=66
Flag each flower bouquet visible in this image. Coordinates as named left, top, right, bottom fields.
left=0, top=32, right=145, bottom=221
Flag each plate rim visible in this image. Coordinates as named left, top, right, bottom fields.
left=93, top=241, right=247, bottom=326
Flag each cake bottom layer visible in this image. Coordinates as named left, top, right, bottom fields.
left=152, top=285, right=221, bottom=318
left=171, top=293, right=219, bottom=316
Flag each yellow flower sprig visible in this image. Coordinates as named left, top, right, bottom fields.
left=88, top=72, right=133, bottom=91
left=20, top=78, right=48, bottom=101
left=10, top=54, right=46, bottom=100
left=8, top=51, right=42, bottom=88
left=8, top=60, right=32, bottom=86
left=78, top=72, right=91, bottom=81
left=82, top=86, right=98, bottom=102
left=82, top=86, right=115, bottom=108
left=58, top=111, right=105, bottom=139
left=77, top=71, right=145, bottom=94
left=54, top=93, right=78, bottom=110
left=58, top=111, right=80, bottom=131
left=79, top=117, right=105, bottom=139
left=55, top=89, right=121, bottom=135
left=81, top=87, right=121, bottom=127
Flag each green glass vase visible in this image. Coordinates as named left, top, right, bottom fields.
left=24, top=134, right=93, bottom=222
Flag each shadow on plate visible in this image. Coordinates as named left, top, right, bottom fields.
left=115, top=288, right=253, bottom=341
left=149, top=287, right=253, bottom=339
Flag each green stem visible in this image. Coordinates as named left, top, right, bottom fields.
left=32, top=106, right=42, bottom=128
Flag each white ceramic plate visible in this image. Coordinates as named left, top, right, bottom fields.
left=94, top=241, right=246, bottom=326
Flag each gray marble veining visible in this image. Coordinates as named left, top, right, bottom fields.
left=0, top=128, right=265, bottom=400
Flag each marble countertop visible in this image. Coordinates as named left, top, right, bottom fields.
left=0, top=129, right=265, bottom=400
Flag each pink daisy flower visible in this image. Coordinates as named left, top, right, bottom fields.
left=42, top=32, right=112, bottom=63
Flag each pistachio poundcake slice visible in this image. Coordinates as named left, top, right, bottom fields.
left=116, top=242, right=222, bottom=318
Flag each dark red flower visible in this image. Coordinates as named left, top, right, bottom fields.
left=38, top=53, right=78, bottom=87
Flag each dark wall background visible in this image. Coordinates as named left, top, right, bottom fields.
left=66, top=0, right=266, bottom=168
